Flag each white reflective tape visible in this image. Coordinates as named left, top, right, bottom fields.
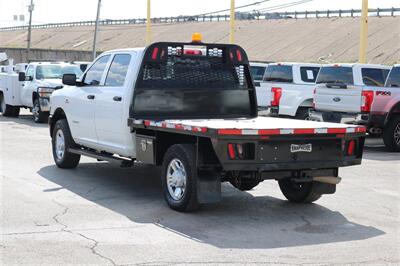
left=346, top=127, right=356, bottom=133
left=183, top=125, right=192, bottom=131
left=280, top=129, right=294, bottom=135
left=165, top=123, right=175, bottom=129
left=315, top=128, right=328, bottom=134
left=133, top=119, right=143, bottom=125
left=241, top=129, right=258, bottom=135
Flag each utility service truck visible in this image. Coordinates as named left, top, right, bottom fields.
left=310, top=64, right=399, bottom=151
left=0, top=61, right=82, bottom=122
left=49, top=38, right=366, bottom=212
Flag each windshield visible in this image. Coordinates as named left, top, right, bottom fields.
left=36, top=65, right=83, bottom=80
left=250, top=66, right=266, bottom=81
left=385, top=67, right=400, bottom=88
left=263, top=65, right=293, bottom=83
left=316, top=67, right=354, bottom=85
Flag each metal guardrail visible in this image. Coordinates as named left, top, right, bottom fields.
left=0, top=7, right=399, bottom=31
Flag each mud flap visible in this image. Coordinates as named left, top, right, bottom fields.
left=313, top=182, right=336, bottom=194
left=197, top=170, right=221, bottom=204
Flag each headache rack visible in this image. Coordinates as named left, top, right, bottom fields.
left=130, top=42, right=258, bottom=120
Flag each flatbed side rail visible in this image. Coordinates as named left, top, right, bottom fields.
left=128, top=118, right=367, bottom=138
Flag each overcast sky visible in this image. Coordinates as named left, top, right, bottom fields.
left=0, top=0, right=399, bottom=26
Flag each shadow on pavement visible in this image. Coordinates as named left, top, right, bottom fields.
left=362, top=146, right=400, bottom=161
left=0, top=114, right=48, bottom=128
left=38, top=163, right=384, bottom=249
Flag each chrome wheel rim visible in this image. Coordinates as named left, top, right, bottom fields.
left=32, top=101, right=40, bottom=120
left=166, top=159, right=187, bottom=201
left=394, top=123, right=400, bottom=145
left=55, top=129, right=65, bottom=160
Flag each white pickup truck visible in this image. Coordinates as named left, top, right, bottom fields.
left=310, top=63, right=399, bottom=151
left=0, top=62, right=82, bottom=122
left=49, top=40, right=366, bottom=212
left=256, top=62, right=321, bottom=119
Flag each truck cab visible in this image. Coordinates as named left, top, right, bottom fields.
left=257, top=62, right=321, bottom=119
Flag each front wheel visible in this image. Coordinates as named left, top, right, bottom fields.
left=278, top=179, right=322, bottom=203
left=161, top=144, right=200, bottom=212
left=33, top=98, right=48, bottom=123
left=52, top=119, right=81, bottom=169
left=383, top=116, right=400, bottom=152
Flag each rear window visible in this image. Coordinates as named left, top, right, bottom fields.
left=316, top=67, right=354, bottom=85
left=250, top=66, right=266, bottom=81
left=263, top=65, right=293, bottom=83
left=385, top=67, right=400, bottom=87
left=361, top=68, right=390, bottom=87
left=300, top=66, right=320, bottom=83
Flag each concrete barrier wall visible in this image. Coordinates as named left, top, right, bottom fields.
left=0, top=47, right=96, bottom=63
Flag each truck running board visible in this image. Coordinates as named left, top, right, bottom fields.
left=68, top=148, right=133, bottom=167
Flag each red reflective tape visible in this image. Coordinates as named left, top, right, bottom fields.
left=144, top=120, right=151, bottom=127
left=175, top=124, right=184, bottom=130
left=356, top=127, right=366, bottom=133
left=327, top=128, right=347, bottom=134
left=161, top=122, right=167, bottom=128
left=218, top=129, right=242, bottom=135
left=258, top=129, right=281, bottom=135
left=293, top=128, right=315, bottom=135
left=192, top=127, right=208, bottom=133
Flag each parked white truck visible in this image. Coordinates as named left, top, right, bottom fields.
left=49, top=40, right=366, bottom=212
left=0, top=62, right=82, bottom=122
left=310, top=63, right=399, bottom=151
left=256, top=62, right=321, bottom=119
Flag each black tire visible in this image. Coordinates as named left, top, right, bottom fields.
left=295, top=107, right=311, bottom=120
left=161, top=144, right=200, bottom=212
left=278, top=179, right=322, bottom=203
left=52, top=119, right=81, bottom=169
left=0, top=94, right=19, bottom=117
left=230, top=177, right=260, bottom=191
left=383, top=116, right=400, bottom=152
left=33, top=98, right=48, bottom=123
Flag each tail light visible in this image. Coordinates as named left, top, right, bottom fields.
left=347, top=140, right=356, bottom=156
left=361, top=90, right=374, bottom=112
left=271, top=87, right=282, bottom=107
left=227, top=143, right=255, bottom=160
left=151, top=47, right=159, bottom=60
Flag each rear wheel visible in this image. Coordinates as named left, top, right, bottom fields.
left=295, top=107, right=311, bottom=120
left=0, top=94, right=19, bottom=117
left=52, top=119, right=81, bottom=168
left=383, top=116, right=400, bottom=152
left=33, top=98, right=48, bottom=123
left=278, top=179, right=322, bottom=203
left=161, top=144, right=200, bottom=212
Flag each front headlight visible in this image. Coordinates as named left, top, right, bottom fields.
left=38, top=87, right=54, bottom=97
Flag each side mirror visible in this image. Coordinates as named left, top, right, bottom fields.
left=18, top=72, right=26, bottom=82
left=62, top=74, right=77, bottom=86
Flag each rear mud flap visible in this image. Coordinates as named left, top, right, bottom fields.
left=197, top=170, right=221, bottom=204
left=313, top=182, right=336, bottom=195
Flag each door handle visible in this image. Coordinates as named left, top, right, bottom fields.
left=113, top=96, right=122, bottom=102
left=87, top=95, right=95, bottom=100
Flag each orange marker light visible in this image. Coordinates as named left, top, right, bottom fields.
left=192, top=32, right=203, bottom=43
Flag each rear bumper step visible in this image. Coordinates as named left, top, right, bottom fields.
left=313, top=176, right=342, bottom=185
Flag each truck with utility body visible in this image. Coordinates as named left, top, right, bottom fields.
left=309, top=63, right=399, bottom=151
left=0, top=61, right=82, bottom=122
left=49, top=41, right=366, bottom=212
left=256, top=62, right=321, bottom=120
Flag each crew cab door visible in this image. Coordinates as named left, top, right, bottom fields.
left=67, top=55, right=111, bottom=147
left=21, top=65, right=35, bottom=107
left=94, top=53, right=132, bottom=154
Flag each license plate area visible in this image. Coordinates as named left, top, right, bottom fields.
left=258, top=139, right=342, bottom=163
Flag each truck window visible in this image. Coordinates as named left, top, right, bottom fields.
left=300, top=66, right=320, bottom=83
left=26, top=65, right=34, bottom=79
left=385, top=67, right=400, bottom=88
left=132, top=44, right=255, bottom=119
left=36, top=65, right=82, bottom=80
left=250, top=66, right=266, bottom=81
left=83, top=55, right=110, bottom=86
left=263, top=65, right=293, bottom=83
left=362, top=68, right=390, bottom=87
left=316, top=67, right=354, bottom=85
left=105, top=54, right=131, bottom=87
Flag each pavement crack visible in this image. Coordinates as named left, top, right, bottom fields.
left=51, top=198, right=117, bottom=266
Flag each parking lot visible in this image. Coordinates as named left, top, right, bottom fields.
left=0, top=110, right=398, bottom=265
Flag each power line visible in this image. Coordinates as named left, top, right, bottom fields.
left=256, top=0, right=314, bottom=13
left=193, top=0, right=273, bottom=16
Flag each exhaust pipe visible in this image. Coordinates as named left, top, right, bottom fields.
left=369, top=128, right=382, bottom=135
left=313, top=176, right=342, bottom=185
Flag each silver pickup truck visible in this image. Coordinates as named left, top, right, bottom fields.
left=310, top=64, right=400, bottom=151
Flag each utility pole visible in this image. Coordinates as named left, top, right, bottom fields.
left=26, top=0, right=34, bottom=61
left=359, top=0, right=368, bottom=63
left=229, top=0, right=235, bottom=44
left=146, top=0, right=152, bottom=45
left=92, top=0, right=102, bottom=60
